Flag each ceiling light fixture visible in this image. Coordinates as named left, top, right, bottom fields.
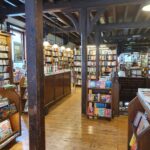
left=142, top=4, right=150, bottom=11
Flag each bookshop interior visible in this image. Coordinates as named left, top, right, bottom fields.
left=1, top=0, right=150, bottom=150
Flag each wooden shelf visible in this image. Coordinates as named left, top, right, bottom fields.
left=88, top=87, right=111, bottom=90
left=0, top=88, right=21, bottom=149
left=87, top=100, right=111, bottom=104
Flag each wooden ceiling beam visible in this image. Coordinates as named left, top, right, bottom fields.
left=97, top=21, right=150, bottom=30
left=6, top=0, right=149, bottom=15
left=63, top=12, right=79, bottom=32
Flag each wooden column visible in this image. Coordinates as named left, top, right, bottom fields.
left=25, top=0, right=45, bottom=150
left=95, top=31, right=100, bottom=80
left=80, top=8, right=88, bottom=114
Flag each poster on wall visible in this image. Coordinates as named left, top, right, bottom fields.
left=14, top=42, right=23, bottom=63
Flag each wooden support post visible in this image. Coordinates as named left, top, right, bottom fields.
left=95, top=31, right=100, bottom=80
left=80, top=8, right=88, bottom=114
left=25, top=0, right=45, bottom=150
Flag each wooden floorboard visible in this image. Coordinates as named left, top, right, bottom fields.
left=10, top=88, right=128, bottom=150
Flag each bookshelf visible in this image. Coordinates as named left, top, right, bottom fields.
left=87, top=79, right=113, bottom=119
left=99, top=45, right=117, bottom=77
left=0, top=87, right=21, bottom=149
left=148, top=53, right=150, bottom=78
left=74, top=49, right=82, bottom=86
left=0, top=33, right=13, bottom=85
left=128, top=88, right=150, bottom=150
left=44, top=45, right=73, bottom=74
left=87, top=46, right=96, bottom=80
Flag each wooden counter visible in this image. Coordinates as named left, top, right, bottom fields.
left=44, top=71, right=71, bottom=110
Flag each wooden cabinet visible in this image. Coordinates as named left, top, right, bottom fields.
left=44, top=71, right=71, bottom=110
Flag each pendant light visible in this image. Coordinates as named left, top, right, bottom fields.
left=43, top=23, right=50, bottom=47
left=66, top=33, right=71, bottom=51
left=60, top=32, right=65, bottom=51
left=52, top=23, right=58, bottom=49
left=142, top=2, right=150, bottom=11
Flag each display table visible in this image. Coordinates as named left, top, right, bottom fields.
left=44, top=70, right=71, bottom=110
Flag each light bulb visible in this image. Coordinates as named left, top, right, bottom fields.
left=142, top=4, right=150, bottom=11
left=60, top=46, right=65, bottom=51
left=66, top=47, right=71, bottom=51
left=43, top=41, right=50, bottom=47
left=52, top=44, right=58, bottom=49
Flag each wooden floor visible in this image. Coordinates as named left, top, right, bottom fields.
left=10, top=88, right=128, bottom=150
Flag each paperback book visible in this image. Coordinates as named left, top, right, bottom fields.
left=0, top=119, right=13, bottom=142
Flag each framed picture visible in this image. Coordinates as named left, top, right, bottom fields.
left=14, top=42, right=23, bottom=63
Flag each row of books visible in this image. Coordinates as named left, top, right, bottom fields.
left=74, top=56, right=81, bottom=61
left=100, top=55, right=117, bottom=60
left=0, top=60, right=9, bottom=65
left=87, top=67, right=96, bottom=72
left=87, top=102, right=112, bottom=117
left=100, top=50, right=116, bottom=55
left=130, top=111, right=150, bottom=150
left=101, top=61, right=116, bottom=66
left=88, top=94, right=111, bottom=103
left=74, top=51, right=81, bottom=55
left=0, top=80, right=10, bottom=87
left=0, top=73, right=10, bottom=79
left=0, top=66, right=9, bottom=73
left=88, top=56, right=96, bottom=60
left=88, top=80, right=112, bottom=89
left=88, top=50, right=96, bottom=55
left=74, top=67, right=81, bottom=72
left=0, top=45, right=8, bottom=51
left=0, top=53, right=8, bottom=59
left=88, top=61, right=96, bottom=66
left=74, top=62, right=81, bottom=66
left=0, top=96, right=17, bottom=120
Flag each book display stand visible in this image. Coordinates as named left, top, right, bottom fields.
left=87, top=79, right=113, bottom=120
left=0, top=87, right=21, bottom=149
left=128, top=89, right=150, bottom=150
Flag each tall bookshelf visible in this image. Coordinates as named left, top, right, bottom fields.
left=0, top=33, right=13, bottom=85
left=99, top=45, right=117, bottom=77
left=74, top=48, right=82, bottom=86
left=148, top=53, right=150, bottom=78
left=87, top=46, right=96, bottom=80
left=44, top=45, right=73, bottom=73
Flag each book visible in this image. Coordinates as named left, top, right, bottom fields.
left=133, top=112, right=143, bottom=128
left=0, top=119, right=13, bottom=142
left=88, top=80, right=96, bottom=88
left=129, top=134, right=137, bottom=150
left=137, top=115, right=150, bottom=136
left=87, top=102, right=94, bottom=116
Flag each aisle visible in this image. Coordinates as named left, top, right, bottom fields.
left=11, top=88, right=128, bottom=150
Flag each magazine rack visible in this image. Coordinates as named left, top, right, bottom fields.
left=0, top=87, right=21, bottom=149
left=128, top=89, right=150, bottom=150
